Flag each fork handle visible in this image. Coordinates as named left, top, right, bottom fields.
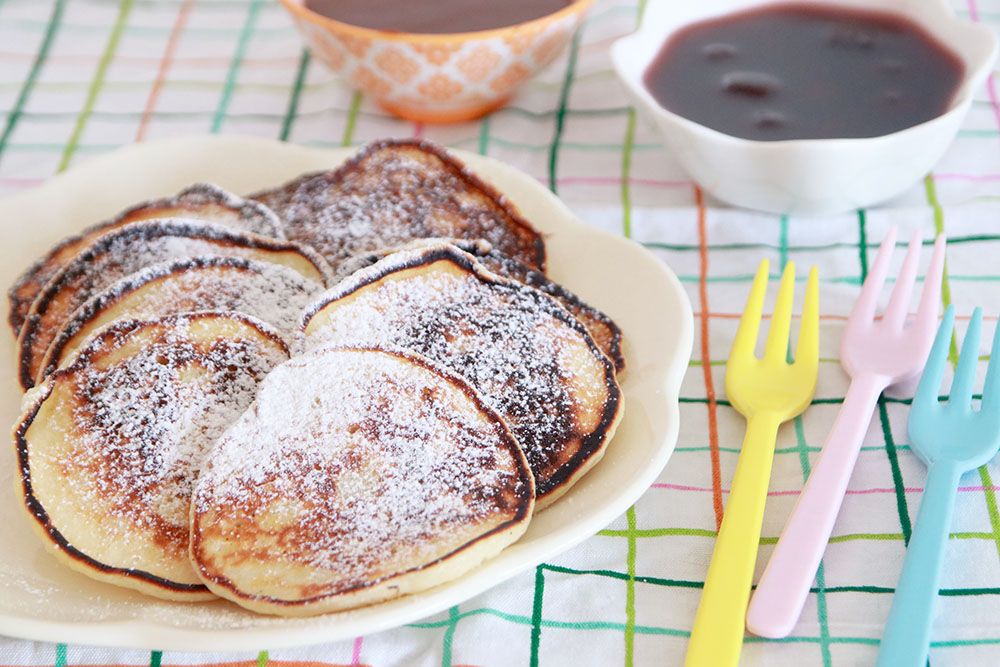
left=747, top=372, right=888, bottom=638
left=685, top=413, right=781, bottom=667
left=877, top=461, right=962, bottom=667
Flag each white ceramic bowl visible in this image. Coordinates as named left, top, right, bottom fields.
left=611, top=0, right=999, bottom=216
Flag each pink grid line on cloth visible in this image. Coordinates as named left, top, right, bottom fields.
left=1, top=0, right=1000, bottom=664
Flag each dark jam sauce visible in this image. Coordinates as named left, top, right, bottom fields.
left=304, top=0, right=574, bottom=34
left=643, top=3, right=964, bottom=141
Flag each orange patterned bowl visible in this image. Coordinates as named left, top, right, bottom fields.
left=279, top=0, right=593, bottom=123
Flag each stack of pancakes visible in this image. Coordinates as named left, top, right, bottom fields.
left=10, top=140, right=625, bottom=616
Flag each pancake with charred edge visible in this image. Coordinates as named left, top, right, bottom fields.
left=14, top=312, right=290, bottom=601
left=38, top=256, right=324, bottom=380
left=9, top=183, right=284, bottom=335
left=250, top=139, right=545, bottom=273
left=16, top=218, right=330, bottom=390
left=301, top=243, right=622, bottom=510
left=191, top=346, right=534, bottom=616
left=335, top=238, right=625, bottom=372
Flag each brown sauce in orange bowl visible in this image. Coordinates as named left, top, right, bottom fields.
left=304, top=0, right=575, bottom=34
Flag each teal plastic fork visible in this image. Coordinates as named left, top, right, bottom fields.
left=877, top=306, right=1000, bottom=667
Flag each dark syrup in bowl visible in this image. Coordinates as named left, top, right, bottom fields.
left=643, top=3, right=965, bottom=141
left=303, top=0, right=574, bottom=34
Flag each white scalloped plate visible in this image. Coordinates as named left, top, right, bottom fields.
left=0, top=136, right=692, bottom=651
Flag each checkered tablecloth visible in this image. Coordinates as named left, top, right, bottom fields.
left=2, top=0, right=1000, bottom=665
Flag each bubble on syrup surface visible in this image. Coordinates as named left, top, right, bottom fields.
left=721, top=71, right=781, bottom=98
left=702, top=42, right=738, bottom=61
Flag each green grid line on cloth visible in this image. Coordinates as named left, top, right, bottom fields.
left=0, top=0, right=65, bottom=167
left=278, top=49, right=309, bottom=142
left=211, top=0, right=264, bottom=133
left=1, top=0, right=1000, bottom=664
left=56, top=0, right=134, bottom=173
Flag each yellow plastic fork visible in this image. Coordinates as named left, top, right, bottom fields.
left=685, top=260, right=819, bottom=667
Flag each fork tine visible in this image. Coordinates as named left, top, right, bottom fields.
left=795, top=266, right=819, bottom=365
left=950, top=307, right=983, bottom=407
left=982, top=315, right=1000, bottom=411
left=883, top=229, right=923, bottom=330
left=765, top=261, right=797, bottom=362
left=853, top=226, right=898, bottom=325
left=731, top=259, right=770, bottom=360
left=914, top=305, right=955, bottom=410
left=915, top=235, right=947, bottom=326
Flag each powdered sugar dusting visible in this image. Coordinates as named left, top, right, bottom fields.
left=332, top=238, right=495, bottom=281
left=256, top=142, right=542, bottom=272
left=332, top=238, right=625, bottom=370
left=303, top=246, right=618, bottom=497
left=193, top=347, right=529, bottom=596
left=20, top=218, right=329, bottom=388
left=44, top=256, right=323, bottom=377
left=50, top=314, right=288, bottom=558
left=155, top=183, right=284, bottom=239
left=8, top=183, right=284, bottom=335
left=88, top=255, right=319, bottom=333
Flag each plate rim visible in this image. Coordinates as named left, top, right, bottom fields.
left=0, top=136, right=693, bottom=651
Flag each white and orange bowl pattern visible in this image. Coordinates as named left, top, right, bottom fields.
left=279, top=0, right=593, bottom=123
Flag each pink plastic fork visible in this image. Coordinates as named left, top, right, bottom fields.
left=746, top=227, right=946, bottom=639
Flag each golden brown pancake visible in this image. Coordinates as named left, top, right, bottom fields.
left=336, top=238, right=625, bottom=371
left=250, top=139, right=545, bottom=273
left=301, top=243, right=622, bottom=510
left=16, top=218, right=330, bottom=390
left=39, top=256, right=324, bottom=381
left=191, top=346, right=534, bottom=615
left=8, top=183, right=284, bottom=335
left=14, top=312, right=290, bottom=601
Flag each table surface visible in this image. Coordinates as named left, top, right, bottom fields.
left=1, top=0, right=1000, bottom=665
